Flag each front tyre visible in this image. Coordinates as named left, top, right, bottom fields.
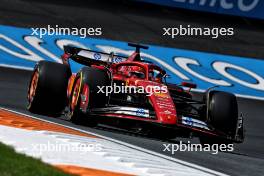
left=209, top=91, right=238, bottom=135
left=200, top=91, right=238, bottom=145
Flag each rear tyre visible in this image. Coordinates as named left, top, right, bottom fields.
left=67, top=66, right=110, bottom=126
left=27, top=61, right=71, bottom=115
left=200, top=91, right=238, bottom=145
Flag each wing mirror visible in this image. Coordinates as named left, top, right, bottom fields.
left=163, top=74, right=171, bottom=78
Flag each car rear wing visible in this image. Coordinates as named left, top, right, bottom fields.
left=63, top=45, right=128, bottom=66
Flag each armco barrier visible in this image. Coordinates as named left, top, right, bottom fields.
left=0, top=25, right=264, bottom=99
left=135, top=0, right=264, bottom=20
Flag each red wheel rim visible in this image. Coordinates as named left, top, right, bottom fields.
left=71, top=78, right=81, bottom=111
left=28, top=70, right=39, bottom=102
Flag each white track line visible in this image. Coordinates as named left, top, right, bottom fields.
left=0, top=64, right=33, bottom=71
left=0, top=107, right=228, bottom=176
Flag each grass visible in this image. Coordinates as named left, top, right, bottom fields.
left=0, top=142, right=72, bottom=176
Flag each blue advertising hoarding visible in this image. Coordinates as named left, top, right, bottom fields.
left=136, top=0, right=264, bottom=20
left=0, top=25, right=264, bottom=100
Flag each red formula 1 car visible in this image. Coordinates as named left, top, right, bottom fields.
left=27, top=43, right=244, bottom=144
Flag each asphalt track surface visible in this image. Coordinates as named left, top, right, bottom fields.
left=0, top=0, right=264, bottom=176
